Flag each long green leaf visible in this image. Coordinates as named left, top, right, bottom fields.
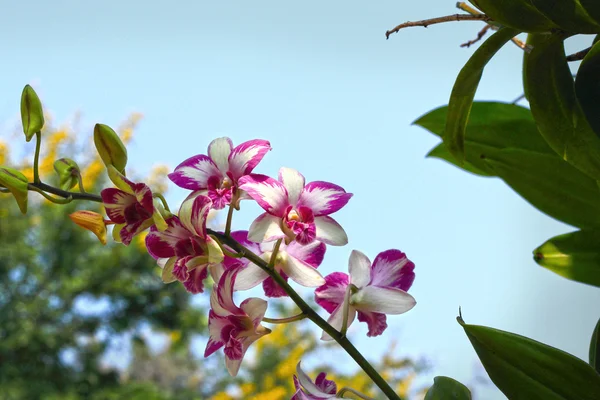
left=426, top=144, right=491, bottom=176
left=444, top=28, right=520, bottom=162
left=526, top=33, right=600, bottom=180
left=529, top=0, right=600, bottom=33
left=458, top=316, right=600, bottom=399
left=533, top=230, right=600, bottom=287
left=580, top=0, right=600, bottom=24
left=469, top=0, right=557, bottom=31
left=575, top=40, right=600, bottom=138
left=591, top=318, right=600, bottom=373
left=424, top=376, right=471, bottom=400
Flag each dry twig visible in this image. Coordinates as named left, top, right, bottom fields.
left=461, top=24, right=491, bottom=47
left=566, top=46, right=591, bottom=62
left=385, top=14, right=491, bottom=39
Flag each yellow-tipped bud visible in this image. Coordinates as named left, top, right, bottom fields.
left=69, top=210, right=108, bottom=245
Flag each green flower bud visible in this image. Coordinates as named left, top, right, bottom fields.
left=0, top=167, right=29, bottom=214
left=93, top=123, right=128, bottom=174
left=20, top=85, right=45, bottom=142
left=53, top=158, right=80, bottom=191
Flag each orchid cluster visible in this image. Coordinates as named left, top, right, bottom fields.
left=5, top=85, right=417, bottom=400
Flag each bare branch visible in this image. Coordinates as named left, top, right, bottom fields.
left=566, top=46, right=591, bottom=62
left=461, top=24, right=491, bottom=48
left=385, top=14, right=492, bottom=39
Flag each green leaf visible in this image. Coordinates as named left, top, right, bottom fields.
left=526, top=33, right=600, bottom=180
left=445, top=28, right=520, bottom=162
left=424, top=376, right=471, bottom=400
left=0, top=167, right=29, bottom=214
left=93, top=123, right=128, bottom=174
left=468, top=0, right=557, bottom=31
left=529, top=0, right=600, bottom=33
left=521, top=34, right=533, bottom=102
left=591, top=318, right=600, bottom=373
left=53, top=158, right=80, bottom=191
left=575, top=40, right=600, bottom=138
left=482, top=149, right=600, bottom=230
left=533, top=230, right=600, bottom=287
left=458, top=316, right=600, bottom=399
left=426, top=143, right=491, bottom=176
left=20, top=85, right=45, bottom=142
left=580, top=0, right=600, bottom=25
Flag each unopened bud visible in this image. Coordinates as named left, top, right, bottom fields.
left=20, top=85, right=45, bottom=142
left=69, top=210, right=108, bottom=245
left=53, top=158, right=80, bottom=191
left=93, top=123, right=128, bottom=174
left=0, top=166, right=29, bottom=214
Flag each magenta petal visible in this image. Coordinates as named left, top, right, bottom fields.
left=314, top=372, right=337, bottom=395
left=370, top=249, right=415, bottom=291
left=357, top=310, right=388, bottom=337
left=145, top=217, right=191, bottom=259
left=132, top=182, right=154, bottom=214
left=314, top=272, right=349, bottom=313
left=169, top=154, right=221, bottom=190
left=101, top=188, right=135, bottom=223
left=238, top=174, right=289, bottom=216
left=262, top=275, right=289, bottom=298
left=285, top=241, right=326, bottom=268
left=183, top=265, right=209, bottom=294
left=297, top=181, right=353, bottom=216
left=228, top=139, right=271, bottom=181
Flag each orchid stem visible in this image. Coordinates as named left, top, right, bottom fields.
left=153, top=193, right=171, bottom=212
left=28, top=182, right=103, bottom=203
left=33, top=132, right=42, bottom=184
left=224, top=203, right=235, bottom=236
left=337, top=387, right=375, bottom=400
left=28, top=184, right=73, bottom=204
left=340, top=285, right=353, bottom=337
left=268, top=239, right=282, bottom=269
left=263, top=312, right=307, bottom=324
left=76, top=171, right=86, bottom=193
left=208, top=229, right=403, bottom=400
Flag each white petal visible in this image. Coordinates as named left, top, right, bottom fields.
left=314, top=216, right=348, bottom=246
left=282, top=254, right=325, bottom=287
left=248, top=213, right=286, bottom=243
left=320, top=303, right=356, bottom=341
left=225, top=357, right=243, bottom=377
left=296, top=361, right=332, bottom=396
left=348, top=250, right=371, bottom=287
left=240, top=297, right=268, bottom=323
left=208, top=137, right=233, bottom=174
left=352, top=286, right=416, bottom=314
left=234, top=264, right=269, bottom=291
left=279, top=167, right=305, bottom=206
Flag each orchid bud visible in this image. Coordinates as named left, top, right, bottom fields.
left=20, top=85, right=45, bottom=142
left=53, top=158, right=80, bottom=191
left=93, top=123, right=128, bottom=174
left=0, top=166, right=29, bottom=214
left=69, top=210, right=108, bottom=245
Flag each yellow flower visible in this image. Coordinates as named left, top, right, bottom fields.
left=69, top=210, right=109, bottom=245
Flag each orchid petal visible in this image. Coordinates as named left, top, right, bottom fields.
left=106, top=165, right=135, bottom=194
left=279, top=167, right=305, bottom=206
left=183, top=265, right=209, bottom=294
left=370, top=249, right=415, bottom=291
left=225, top=354, right=244, bottom=377
left=357, top=310, right=388, bottom=337
left=206, top=236, right=224, bottom=264
left=285, top=240, right=326, bottom=268
left=348, top=250, right=371, bottom=288
left=179, top=194, right=212, bottom=237
left=208, top=137, right=233, bottom=174
left=205, top=310, right=227, bottom=356
left=101, top=188, right=135, bottom=224
left=314, top=272, right=349, bottom=313
left=314, top=216, right=348, bottom=246
left=169, top=154, right=221, bottom=190
left=161, top=257, right=177, bottom=283
left=282, top=254, right=325, bottom=287
left=238, top=174, right=289, bottom=216
left=234, top=264, right=269, bottom=291
left=212, top=268, right=241, bottom=315
left=247, top=213, right=286, bottom=243
left=352, top=286, right=416, bottom=315
left=145, top=217, right=191, bottom=259
left=263, top=276, right=288, bottom=297
left=240, top=297, right=268, bottom=325
left=321, top=303, right=356, bottom=341
left=298, top=181, right=352, bottom=216
left=119, top=217, right=154, bottom=246
left=296, top=362, right=335, bottom=397
left=228, top=139, right=271, bottom=180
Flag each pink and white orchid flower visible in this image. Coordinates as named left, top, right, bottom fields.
left=292, top=361, right=338, bottom=400
left=222, top=231, right=326, bottom=297
left=168, top=137, right=271, bottom=209
left=315, top=249, right=416, bottom=340
left=238, top=167, right=352, bottom=246
left=101, top=168, right=166, bottom=246
left=145, top=194, right=224, bottom=294
left=204, top=268, right=271, bottom=377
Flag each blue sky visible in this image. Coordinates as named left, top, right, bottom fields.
left=1, top=1, right=599, bottom=398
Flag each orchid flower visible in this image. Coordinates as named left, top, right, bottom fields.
left=101, top=167, right=167, bottom=246
left=315, top=249, right=416, bottom=340
left=204, top=267, right=271, bottom=376
left=168, top=137, right=271, bottom=209
left=222, top=231, right=326, bottom=297
left=145, top=194, right=224, bottom=294
left=238, top=167, right=352, bottom=245
left=292, top=361, right=338, bottom=400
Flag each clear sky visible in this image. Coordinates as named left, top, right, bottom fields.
left=1, top=1, right=599, bottom=399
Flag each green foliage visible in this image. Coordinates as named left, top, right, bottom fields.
left=468, top=0, right=555, bottom=32
left=444, top=27, right=519, bottom=161
left=534, top=230, right=600, bottom=288
left=20, top=85, right=45, bottom=142
left=591, top=318, right=600, bottom=373
left=580, top=0, right=600, bottom=23
left=424, top=376, right=471, bottom=400
left=457, top=316, right=600, bottom=400
left=575, top=39, right=600, bottom=138
left=528, top=0, right=600, bottom=33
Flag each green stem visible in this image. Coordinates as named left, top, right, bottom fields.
left=29, top=182, right=103, bottom=203
left=76, top=170, right=86, bottom=193
left=337, top=387, right=374, bottom=400
left=340, top=285, right=353, bottom=337
left=33, top=132, right=42, bottom=183
left=224, top=203, right=235, bottom=236
left=208, top=230, right=402, bottom=400
left=268, top=238, right=283, bottom=269
left=28, top=185, right=73, bottom=204
left=153, top=193, right=171, bottom=212
left=263, top=312, right=307, bottom=324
